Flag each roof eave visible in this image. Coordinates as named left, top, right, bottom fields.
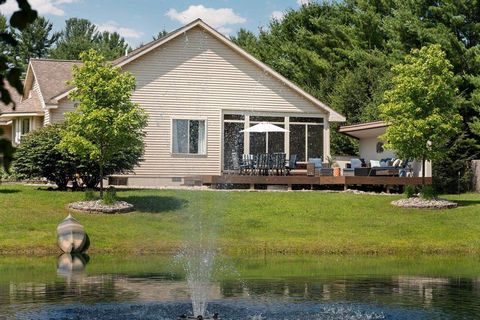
left=0, top=112, right=44, bottom=117
left=339, top=121, right=387, bottom=132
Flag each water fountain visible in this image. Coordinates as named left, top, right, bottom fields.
left=175, top=235, right=220, bottom=319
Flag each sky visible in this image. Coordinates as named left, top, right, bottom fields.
left=0, top=0, right=312, bottom=47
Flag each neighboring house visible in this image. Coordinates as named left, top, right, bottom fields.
left=0, top=60, right=81, bottom=144
left=339, top=121, right=432, bottom=177
left=0, top=19, right=345, bottom=187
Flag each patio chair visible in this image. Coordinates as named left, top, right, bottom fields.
left=231, top=152, right=249, bottom=175
left=257, top=153, right=270, bottom=176
left=285, top=154, right=298, bottom=175
left=242, top=154, right=254, bottom=175
left=272, top=153, right=286, bottom=175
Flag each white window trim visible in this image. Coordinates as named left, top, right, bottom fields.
left=13, top=117, right=34, bottom=145
left=222, top=112, right=325, bottom=161
left=170, top=117, right=208, bottom=156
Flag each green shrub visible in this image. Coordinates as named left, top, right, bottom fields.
left=404, top=185, right=416, bottom=198
left=11, top=124, right=143, bottom=190
left=84, top=189, right=98, bottom=201
left=12, top=124, right=78, bottom=190
left=420, top=185, right=437, bottom=200
left=102, top=186, right=117, bottom=205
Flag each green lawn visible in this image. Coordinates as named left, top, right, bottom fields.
left=1, top=184, right=479, bottom=255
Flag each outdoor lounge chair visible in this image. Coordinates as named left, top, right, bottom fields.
left=343, top=158, right=362, bottom=176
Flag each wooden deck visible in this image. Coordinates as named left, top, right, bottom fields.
left=198, top=174, right=432, bottom=187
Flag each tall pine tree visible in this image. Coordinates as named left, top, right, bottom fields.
left=50, top=18, right=130, bottom=61
left=12, top=16, right=60, bottom=71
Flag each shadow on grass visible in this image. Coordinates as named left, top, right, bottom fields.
left=120, top=195, right=188, bottom=213
left=0, top=189, right=20, bottom=194
left=454, top=200, right=480, bottom=207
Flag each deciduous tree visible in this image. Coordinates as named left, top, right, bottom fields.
left=59, top=50, right=148, bottom=195
left=379, top=44, right=462, bottom=185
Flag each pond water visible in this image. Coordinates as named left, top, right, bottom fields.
left=1, top=254, right=479, bottom=319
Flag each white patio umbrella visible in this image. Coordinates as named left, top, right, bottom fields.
left=241, top=122, right=288, bottom=155
left=240, top=122, right=289, bottom=133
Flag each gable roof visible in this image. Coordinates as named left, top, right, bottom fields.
left=29, top=59, right=82, bottom=105
left=0, top=86, right=43, bottom=116
left=51, top=19, right=345, bottom=122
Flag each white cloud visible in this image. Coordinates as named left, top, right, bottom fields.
left=297, top=0, right=312, bottom=5
left=166, top=5, right=246, bottom=34
left=0, top=0, right=80, bottom=16
left=271, top=10, right=285, bottom=21
left=96, top=21, right=144, bottom=39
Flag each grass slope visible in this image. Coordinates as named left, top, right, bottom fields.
left=0, top=185, right=479, bottom=255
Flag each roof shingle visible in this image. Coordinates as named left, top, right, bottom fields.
left=0, top=87, right=43, bottom=114
left=30, top=59, right=82, bottom=104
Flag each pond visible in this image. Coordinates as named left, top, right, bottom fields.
left=1, top=254, right=479, bottom=319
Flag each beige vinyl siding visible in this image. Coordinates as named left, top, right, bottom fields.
left=33, top=116, right=43, bottom=130
left=123, top=26, right=326, bottom=177
left=50, top=100, right=76, bottom=123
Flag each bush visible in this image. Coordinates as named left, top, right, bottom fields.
left=12, top=124, right=78, bottom=190
left=420, top=185, right=438, bottom=200
left=12, top=124, right=142, bottom=190
left=404, top=185, right=416, bottom=198
left=102, top=186, right=117, bottom=205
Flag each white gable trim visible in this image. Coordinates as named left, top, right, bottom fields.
left=51, top=19, right=345, bottom=122
left=25, top=62, right=47, bottom=111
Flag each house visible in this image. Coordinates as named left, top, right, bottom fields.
left=0, top=19, right=345, bottom=187
left=338, top=121, right=432, bottom=177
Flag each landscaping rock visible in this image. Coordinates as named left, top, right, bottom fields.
left=391, top=197, right=457, bottom=209
left=68, top=200, right=134, bottom=214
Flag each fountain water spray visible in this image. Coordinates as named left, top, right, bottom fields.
left=175, top=196, right=222, bottom=319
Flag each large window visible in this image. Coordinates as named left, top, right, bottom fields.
left=21, top=118, right=30, bottom=135
left=223, top=122, right=244, bottom=169
left=13, top=117, right=32, bottom=144
left=289, top=124, right=306, bottom=162
left=289, top=118, right=323, bottom=162
left=222, top=113, right=324, bottom=168
left=172, top=119, right=206, bottom=154
left=249, top=116, right=285, bottom=154
left=307, top=124, right=323, bottom=159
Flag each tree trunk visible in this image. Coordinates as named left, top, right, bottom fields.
left=422, top=156, right=426, bottom=186
left=99, top=163, right=104, bottom=197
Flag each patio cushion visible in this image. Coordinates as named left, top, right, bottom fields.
left=308, top=158, right=323, bottom=169
left=393, top=159, right=402, bottom=167
left=370, top=160, right=381, bottom=167
left=350, top=159, right=362, bottom=169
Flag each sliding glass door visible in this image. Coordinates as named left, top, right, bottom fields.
left=223, top=113, right=324, bottom=170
